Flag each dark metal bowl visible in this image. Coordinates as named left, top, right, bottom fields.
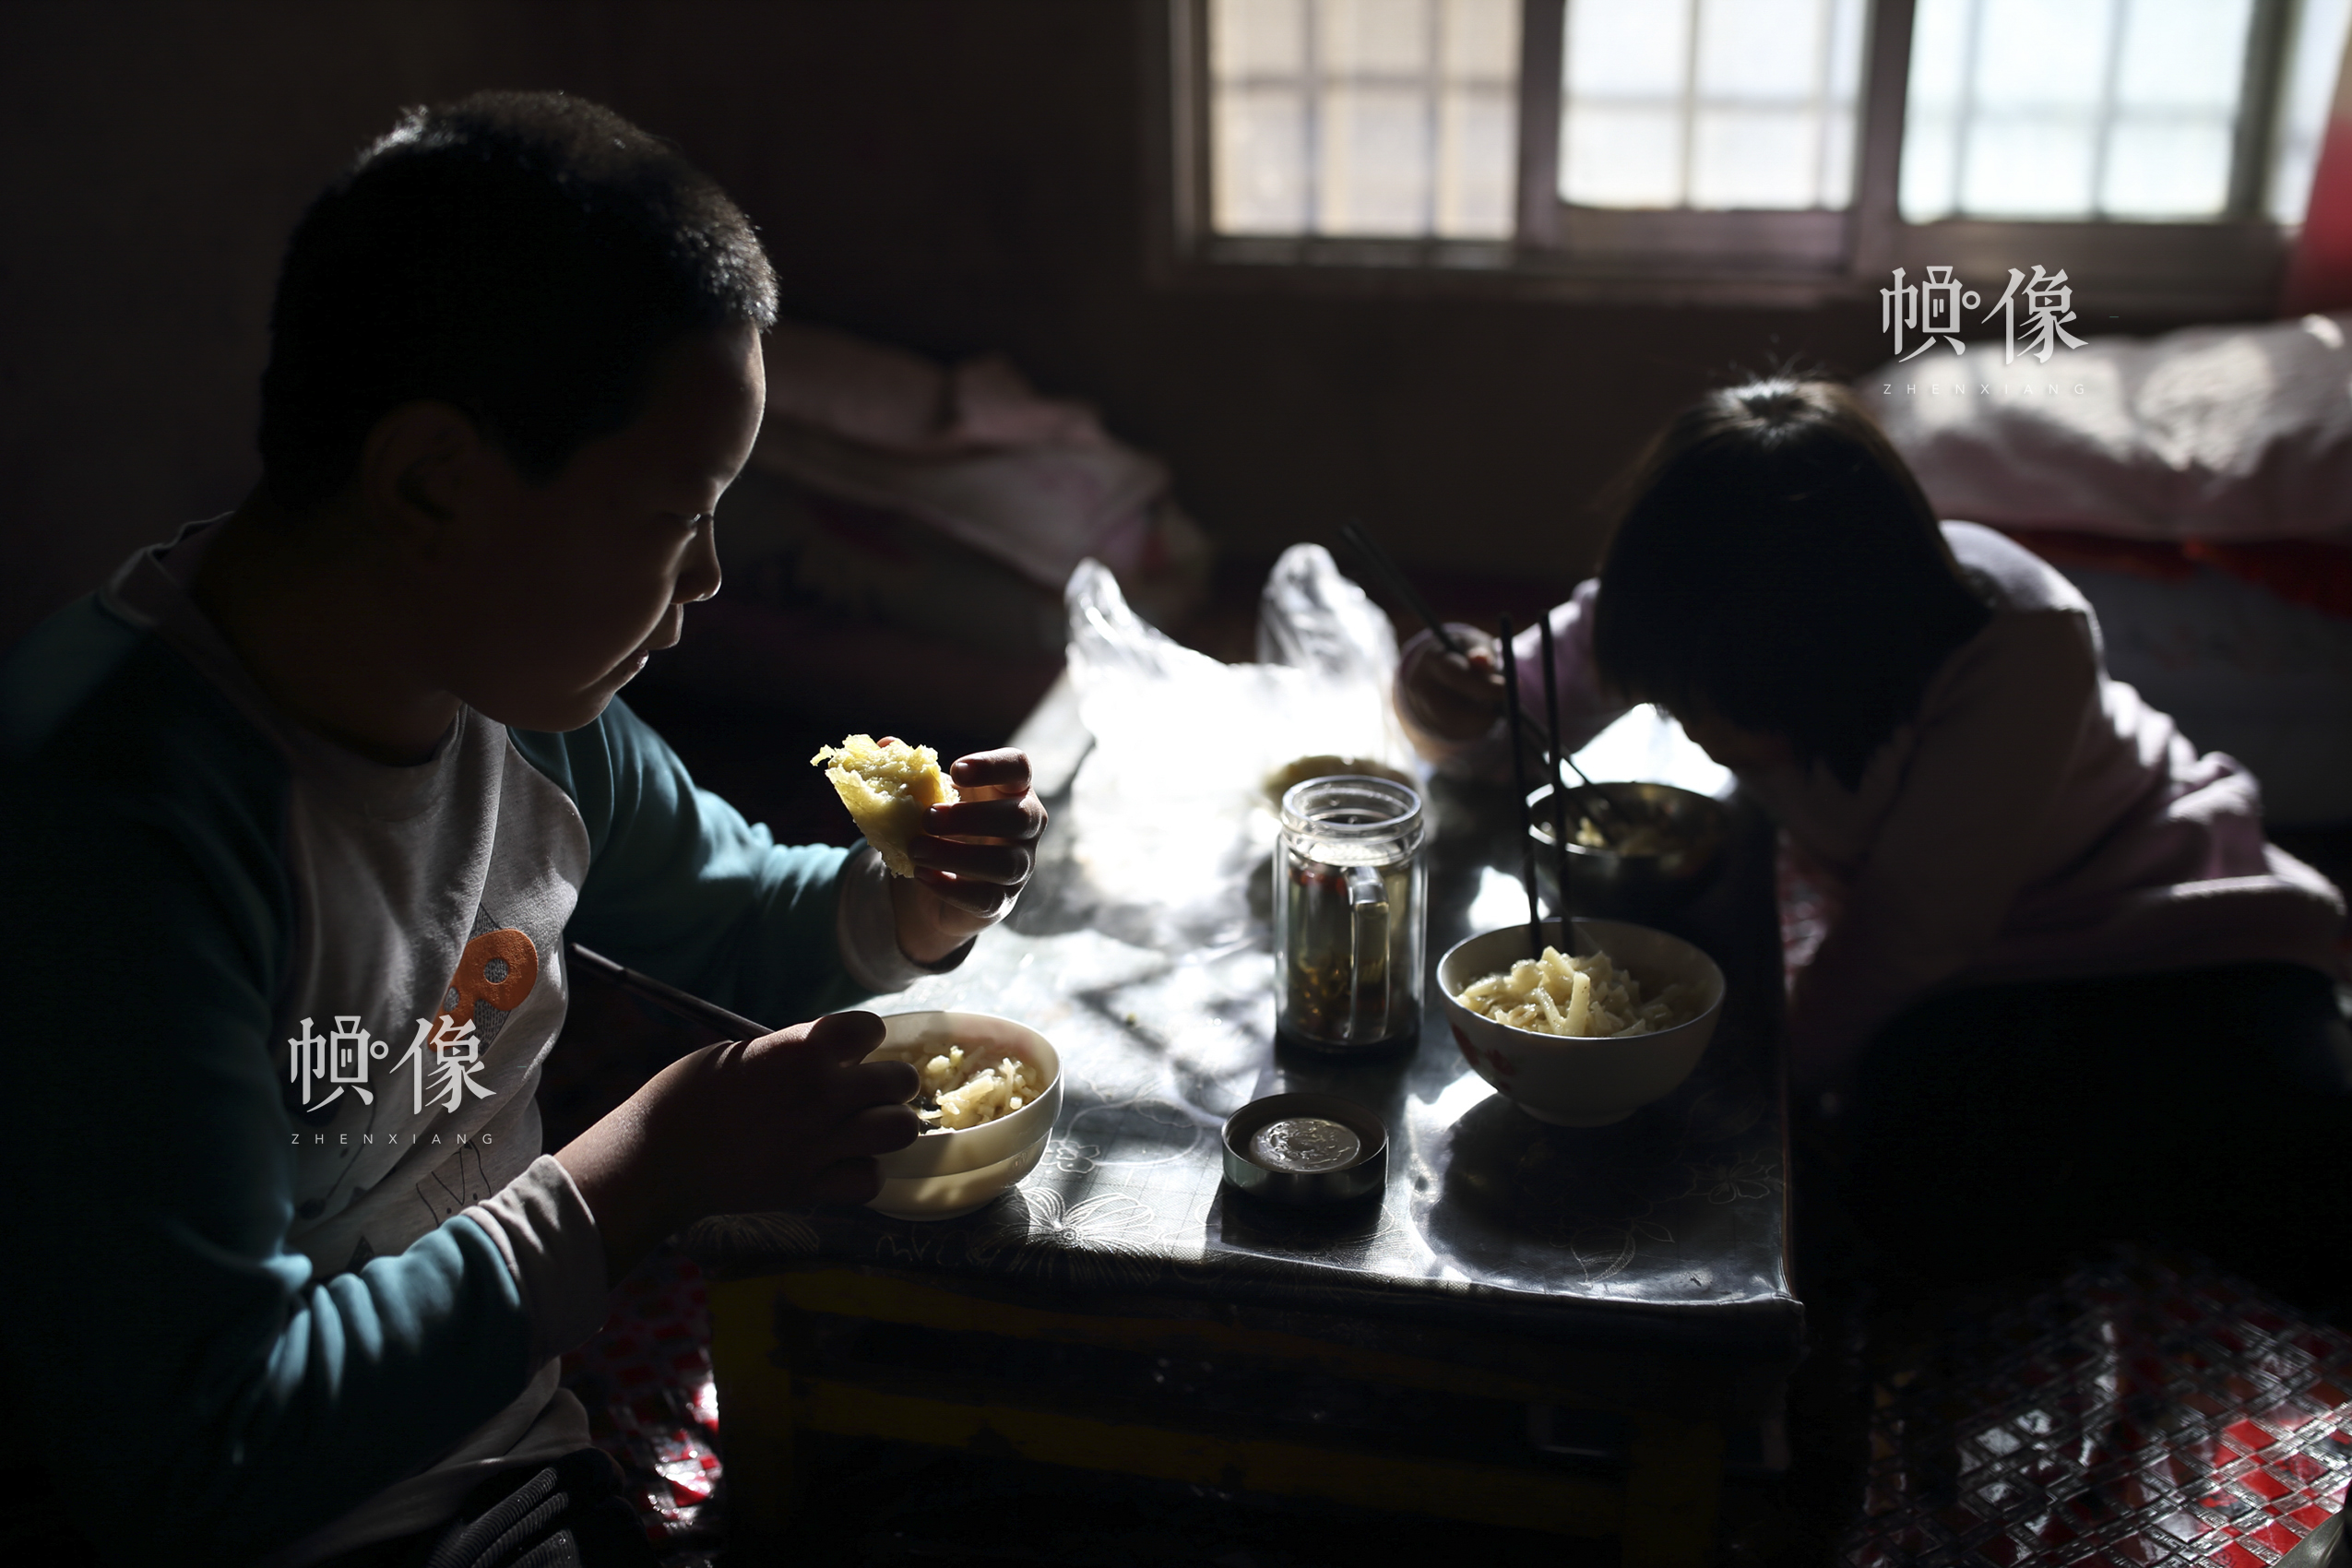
left=1526, top=780, right=1729, bottom=920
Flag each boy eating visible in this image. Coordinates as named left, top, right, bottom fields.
left=0, top=91, right=1043, bottom=1565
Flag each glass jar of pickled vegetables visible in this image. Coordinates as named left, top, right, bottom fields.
left=1275, top=776, right=1426, bottom=1053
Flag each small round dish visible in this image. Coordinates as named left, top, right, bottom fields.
left=1221, top=1093, right=1387, bottom=1206
left=862, top=1011, right=1063, bottom=1220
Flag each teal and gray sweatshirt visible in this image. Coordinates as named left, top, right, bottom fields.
left=0, top=522, right=937, bottom=1563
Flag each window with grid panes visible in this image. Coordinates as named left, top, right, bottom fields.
left=1170, top=0, right=2352, bottom=310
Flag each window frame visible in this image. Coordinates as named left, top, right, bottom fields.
left=1156, top=0, right=2305, bottom=316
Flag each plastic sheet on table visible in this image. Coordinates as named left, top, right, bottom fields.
left=1061, top=544, right=1415, bottom=955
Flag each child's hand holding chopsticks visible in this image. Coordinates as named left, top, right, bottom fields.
left=1396, top=623, right=1509, bottom=742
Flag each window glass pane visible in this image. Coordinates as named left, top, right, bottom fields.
left=1967, top=0, right=2113, bottom=113
left=1321, top=84, right=1436, bottom=233
left=1960, top=113, right=2099, bottom=216
left=1442, top=0, right=1518, bottom=78
left=1214, top=87, right=1313, bottom=233
left=1565, top=1, right=1690, bottom=99
left=1693, top=0, right=1854, bottom=208
left=2102, top=114, right=2236, bottom=217
left=2112, top=0, right=2249, bottom=114
left=1817, top=103, right=1858, bottom=208
left=1560, top=0, right=1864, bottom=211
left=1563, top=105, right=1687, bottom=208
left=1901, top=0, right=2257, bottom=221
left=1906, top=0, right=1972, bottom=118
left=1207, top=0, right=1516, bottom=239
left=1692, top=111, right=1823, bottom=209
left=1900, top=112, right=1960, bottom=220
left=2271, top=0, right=2352, bottom=223
left=1902, top=0, right=1970, bottom=219
left=1320, top=0, right=1431, bottom=75
left=1440, top=87, right=1519, bottom=235
left=1826, top=0, right=1868, bottom=101
left=1694, top=0, right=1823, bottom=101
left=1212, top=0, right=1307, bottom=77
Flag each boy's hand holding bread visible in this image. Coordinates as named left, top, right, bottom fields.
left=814, top=734, right=1047, bottom=965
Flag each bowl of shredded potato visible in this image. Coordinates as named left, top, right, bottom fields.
left=1526, top=782, right=1728, bottom=918
left=1437, top=919, right=1724, bottom=1126
left=861, top=1011, right=1063, bottom=1219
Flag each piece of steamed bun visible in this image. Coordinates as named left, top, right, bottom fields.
left=811, top=733, right=960, bottom=877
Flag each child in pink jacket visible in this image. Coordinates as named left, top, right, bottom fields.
left=1399, top=378, right=2347, bottom=1302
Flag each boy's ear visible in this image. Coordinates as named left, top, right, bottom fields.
left=355, top=401, right=481, bottom=552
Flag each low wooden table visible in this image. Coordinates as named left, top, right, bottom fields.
left=694, top=685, right=1800, bottom=1566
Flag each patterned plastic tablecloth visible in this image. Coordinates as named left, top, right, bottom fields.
left=686, top=775, right=1801, bottom=1370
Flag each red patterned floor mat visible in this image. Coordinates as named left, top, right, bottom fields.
left=1843, top=1249, right=2351, bottom=1566
left=559, top=1241, right=726, bottom=1568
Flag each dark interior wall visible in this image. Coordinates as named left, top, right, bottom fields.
left=0, top=0, right=1901, bottom=652
left=0, top=1, right=606, bottom=647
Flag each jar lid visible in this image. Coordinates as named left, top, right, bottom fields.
left=1220, top=1092, right=1388, bottom=1206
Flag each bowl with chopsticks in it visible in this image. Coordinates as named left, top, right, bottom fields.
left=1526, top=781, right=1728, bottom=920
left=1438, top=918, right=1725, bottom=1127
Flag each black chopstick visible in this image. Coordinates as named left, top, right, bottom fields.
left=1339, top=518, right=1619, bottom=834
left=1341, top=519, right=1558, bottom=752
left=1339, top=520, right=1469, bottom=659
left=1518, top=607, right=1619, bottom=828
left=568, top=942, right=770, bottom=1040
left=1500, top=613, right=1613, bottom=832
left=1498, top=614, right=1544, bottom=962
left=1538, top=613, right=1574, bottom=921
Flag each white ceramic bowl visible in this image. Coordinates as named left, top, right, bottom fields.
left=1436, top=919, right=1724, bottom=1127
left=863, top=1011, right=1062, bottom=1220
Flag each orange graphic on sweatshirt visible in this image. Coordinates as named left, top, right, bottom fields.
left=441, top=928, right=539, bottom=1028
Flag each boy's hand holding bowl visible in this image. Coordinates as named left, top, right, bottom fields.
left=555, top=1009, right=922, bottom=1286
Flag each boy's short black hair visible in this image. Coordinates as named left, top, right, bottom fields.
left=1591, top=378, right=1993, bottom=790
left=258, top=90, right=778, bottom=511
